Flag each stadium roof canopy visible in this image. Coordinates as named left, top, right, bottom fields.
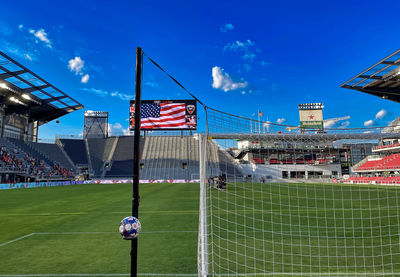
left=0, top=51, right=84, bottom=124
left=341, top=49, right=400, bottom=103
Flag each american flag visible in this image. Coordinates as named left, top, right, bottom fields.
left=140, top=103, right=186, bottom=129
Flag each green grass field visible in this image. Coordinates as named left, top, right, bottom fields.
left=2, top=181, right=400, bottom=277
left=0, top=182, right=199, bottom=276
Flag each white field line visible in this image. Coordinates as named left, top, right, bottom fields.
left=0, top=233, right=34, bottom=247
left=34, top=231, right=197, bottom=235
left=0, top=231, right=198, bottom=247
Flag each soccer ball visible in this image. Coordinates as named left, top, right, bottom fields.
left=119, top=216, right=141, bottom=239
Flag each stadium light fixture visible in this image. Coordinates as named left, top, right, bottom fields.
left=0, top=82, right=20, bottom=95
left=9, top=96, right=27, bottom=106
left=21, top=93, right=41, bottom=105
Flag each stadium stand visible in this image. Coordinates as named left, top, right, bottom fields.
left=354, top=153, right=400, bottom=171
left=87, top=138, right=104, bottom=177
left=0, top=133, right=350, bottom=182
left=105, top=136, right=135, bottom=177
left=7, top=138, right=54, bottom=168
left=27, top=141, right=75, bottom=170
left=7, top=138, right=74, bottom=171
left=140, top=136, right=199, bottom=179
left=59, top=139, right=88, bottom=165
left=0, top=138, right=73, bottom=182
left=375, top=142, right=400, bottom=150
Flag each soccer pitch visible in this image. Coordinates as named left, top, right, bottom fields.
left=1, top=182, right=400, bottom=276
left=0, top=182, right=200, bottom=276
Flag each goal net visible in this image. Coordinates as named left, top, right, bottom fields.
left=198, top=107, right=400, bottom=276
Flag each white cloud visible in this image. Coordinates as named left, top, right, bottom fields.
left=376, top=109, right=387, bottom=119
left=276, top=118, right=286, bottom=124
left=18, top=24, right=24, bottom=30
left=29, top=28, right=52, bottom=48
left=113, top=123, right=123, bottom=129
left=324, top=120, right=336, bottom=128
left=123, top=129, right=133, bottom=135
left=68, top=57, right=84, bottom=75
left=1, top=41, right=37, bottom=61
left=339, top=121, right=350, bottom=128
left=82, top=88, right=108, bottom=97
left=220, top=23, right=234, bottom=33
left=364, top=119, right=374, bottom=127
left=263, top=121, right=271, bottom=127
left=212, top=66, right=248, bottom=92
left=224, top=40, right=254, bottom=52
left=242, top=53, right=256, bottom=61
left=108, top=122, right=132, bottom=136
left=24, top=54, right=33, bottom=61
left=82, top=87, right=132, bottom=101
left=81, top=74, right=90, bottom=84
left=263, top=121, right=272, bottom=132
left=110, top=91, right=133, bottom=101
left=145, top=81, right=159, bottom=88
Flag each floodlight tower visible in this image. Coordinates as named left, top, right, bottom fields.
left=83, top=110, right=109, bottom=139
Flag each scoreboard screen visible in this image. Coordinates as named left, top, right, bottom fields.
left=129, top=100, right=197, bottom=131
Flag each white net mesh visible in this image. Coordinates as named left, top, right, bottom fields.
left=199, top=107, right=400, bottom=276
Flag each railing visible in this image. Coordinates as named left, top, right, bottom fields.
left=373, top=142, right=400, bottom=151
left=0, top=166, right=28, bottom=173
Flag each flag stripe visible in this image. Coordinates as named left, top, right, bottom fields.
left=160, top=110, right=186, bottom=117
left=140, top=103, right=186, bottom=129
left=141, top=123, right=186, bottom=128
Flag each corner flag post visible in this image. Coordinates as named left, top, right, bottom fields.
left=131, top=46, right=143, bottom=277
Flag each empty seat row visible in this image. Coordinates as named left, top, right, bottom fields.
left=356, top=154, right=400, bottom=171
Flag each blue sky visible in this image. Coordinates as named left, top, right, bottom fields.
left=1, top=0, right=400, bottom=139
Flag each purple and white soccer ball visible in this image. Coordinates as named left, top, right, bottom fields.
left=119, top=216, right=141, bottom=239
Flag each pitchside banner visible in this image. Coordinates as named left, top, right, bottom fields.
left=129, top=100, right=197, bottom=131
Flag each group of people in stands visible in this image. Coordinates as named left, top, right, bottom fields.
left=1, top=146, right=26, bottom=171
left=0, top=145, right=73, bottom=180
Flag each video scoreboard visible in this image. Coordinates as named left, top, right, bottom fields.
left=129, top=100, right=197, bottom=131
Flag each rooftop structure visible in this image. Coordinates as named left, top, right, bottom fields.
left=0, top=51, right=84, bottom=141
left=341, top=49, right=400, bottom=103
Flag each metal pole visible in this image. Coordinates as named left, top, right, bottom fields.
left=198, top=134, right=209, bottom=277
left=131, top=47, right=142, bottom=277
